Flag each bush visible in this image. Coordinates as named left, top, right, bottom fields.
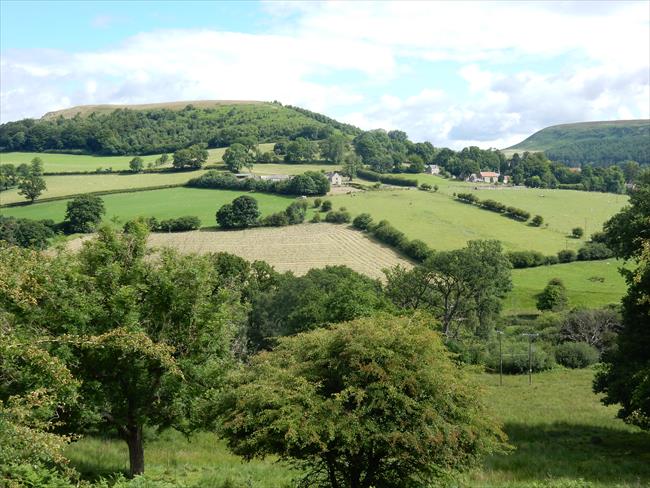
left=284, top=200, right=308, bottom=225
left=531, top=215, right=544, bottom=227
left=64, top=194, right=106, bottom=233
left=545, top=255, right=560, bottom=265
left=577, top=242, right=613, bottom=261
left=156, top=216, right=201, bottom=232
left=310, top=212, right=322, bottom=223
left=419, top=183, right=432, bottom=191
left=320, top=200, right=333, bottom=212
left=352, top=213, right=373, bottom=230
left=371, top=220, right=406, bottom=247
left=325, top=210, right=351, bottom=224
left=400, top=239, right=433, bottom=261
left=356, top=168, right=381, bottom=182
left=0, top=216, right=55, bottom=249
left=557, top=249, right=577, bottom=263
left=313, top=198, right=322, bottom=208
left=456, top=192, right=479, bottom=204
left=572, top=227, right=584, bottom=239
left=504, top=206, right=530, bottom=222
left=356, top=169, right=418, bottom=187
left=480, top=199, right=507, bottom=213
left=537, top=278, right=569, bottom=311
left=486, top=340, right=555, bottom=374
left=261, top=212, right=289, bottom=227
left=216, top=195, right=260, bottom=229
left=506, top=250, right=547, bottom=268
left=555, top=342, right=600, bottom=369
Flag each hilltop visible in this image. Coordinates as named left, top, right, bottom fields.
left=41, top=100, right=263, bottom=119
left=507, top=119, right=650, bottom=166
left=0, top=100, right=360, bottom=155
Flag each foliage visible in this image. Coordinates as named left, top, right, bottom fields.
left=129, top=157, right=144, bottom=173
left=18, top=172, right=47, bottom=203
left=324, top=209, right=351, bottom=224
left=319, top=133, right=348, bottom=164
left=172, top=144, right=208, bottom=170
left=531, top=215, right=544, bottom=227
left=218, top=314, right=508, bottom=488
left=558, top=249, right=577, bottom=263
left=64, top=194, right=106, bottom=233
left=356, top=168, right=418, bottom=187
left=595, top=173, right=650, bottom=430
left=320, top=200, right=332, bottom=212
left=284, top=137, right=318, bottom=163
left=537, top=278, right=569, bottom=311
left=555, top=342, right=600, bottom=369
left=508, top=120, right=650, bottom=166
left=0, top=216, right=55, bottom=249
left=154, top=216, right=201, bottom=232
left=560, top=308, right=621, bottom=352
left=247, top=266, right=392, bottom=351
left=0, top=225, right=245, bottom=476
left=187, top=170, right=329, bottom=196
left=0, top=103, right=358, bottom=155
left=572, top=227, right=584, bottom=239
left=577, top=242, right=613, bottom=261
left=216, top=195, right=261, bottom=229
left=261, top=200, right=308, bottom=227
left=223, top=143, right=254, bottom=173
left=352, top=213, right=373, bottom=230
left=484, top=340, right=556, bottom=374
left=385, top=240, right=512, bottom=338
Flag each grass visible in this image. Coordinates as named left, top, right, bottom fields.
left=505, top=259, right=626, bottom=315
left=251, top=162, right=341, bottom=175
left=1, top=187, right=295, bottom=225
left=64, top=369, right=650, bottom=487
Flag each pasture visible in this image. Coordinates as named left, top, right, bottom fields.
left=506, top=259, right=626, bottom=314
left=65, top=368, right=650, bottom=487
left=1, top=187, right=296, bottom=224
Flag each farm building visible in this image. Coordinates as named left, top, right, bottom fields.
left=326, top=172, right=343, bottom=186
left=260, top=174, right=292, bottom=182
left=467, top=171, right=501, bottom=183
left=425, top=164, right=440, bottom=175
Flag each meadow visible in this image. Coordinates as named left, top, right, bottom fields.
left=65, top=368, right=650, bottom=487
left=505, top=259, right=626, bottom=314
left=1, top=187, right=296, bottom=224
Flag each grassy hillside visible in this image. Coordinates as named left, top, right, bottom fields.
left=507, top=119, right=650, bottom=166
left=65, top=368, right=650, bottom=487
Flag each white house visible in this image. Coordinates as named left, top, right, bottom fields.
left=326, top=171, right=343, bottom=186
left=425, top=164, right=440, bottom=175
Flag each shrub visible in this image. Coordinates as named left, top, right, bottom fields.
left=284, top=200, right=308, bottom=225
left=325, top=210, right=351, bottom=224
left=313, top=198, right=322, bottom=208
left=480, top=199, right=507, bottom=213
left=572, top=227, right=584, bottom=239
left=262, top=212, right=289, bottom=227
left=356, top=168, right=381, bottom=182
left=157, top=216, right=201, bottom=232
left=531, top=215, right=544, bottom=227
left=352, top=213, right=374, bottom=230
left=504, top=206, right=530, bottom=221
left=216, top=195, right=260, bottom=229
left=433, top=184, right=439, bottom=192
left=0, top=216, right=54, bottom=249
left=419, top=183, right=432, bottom=191
left=320, top=200, right=333, bottom=212
left=456, top=192, right=479, bottom=204
left=486, top=340, right=555, bottom=374
left=557, top=249, right=577, bottom=263
left=372, top=220, right=406, bottom=247
left=310, top=212, right=322, bottom=223
left=536, top=278, right=569, bottom=311
left=400, top=239, right=433, bottom=261
left=506, top=250, right=546, bottom=268
left=545, top=255, right=560, bottom=265
left=577, top=242, right=613, bottom=261
left=64, top=194, right=106, bottom=233
left=555, top=342, right=600, bottom=369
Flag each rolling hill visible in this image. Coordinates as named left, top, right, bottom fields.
left=0, top=100, right=360, bottom=155
left=507, top=119, right=650, bottom=166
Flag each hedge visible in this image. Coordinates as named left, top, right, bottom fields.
left=153, top=216, right=201, bottom=232
left=187, top=170, right=330, bottom=196
left=356, top=168, right=418, bottom=187
left=455, top=193, right=530, bottom=223
left=352, top=217, right=434, bottom=262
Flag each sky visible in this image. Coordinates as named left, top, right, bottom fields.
left=1, top=0, right=649, bottom=149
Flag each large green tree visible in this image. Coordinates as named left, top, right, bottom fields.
left=0, top=224, right=244, bottom=476
left=17, top=172, right=46, bottom=203
left=594, top=171, right=650, bottom=430
left=172, top=143, right=209, bottom=169
left=218, top=314, right=508, bottom=488
left=385, top=240, right=512, bottom=338
left=216, top=195, right=260, bottom=229
left=64, top=194, right=106, bottom=233
left=319, top=133, right=348, bottom=164
left=223, top=143, right=254, bottom=173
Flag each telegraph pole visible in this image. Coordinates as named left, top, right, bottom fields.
left=496, top=329, right=504, bottom=386
left=521, top=333, right=539, bottom=385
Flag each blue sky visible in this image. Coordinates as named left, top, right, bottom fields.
left=1, top=1, right=648, bottom=148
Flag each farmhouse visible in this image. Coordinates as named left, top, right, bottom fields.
left=425, top=164, right=440, bottom=175
left=326, top=171, right=343, bottom=186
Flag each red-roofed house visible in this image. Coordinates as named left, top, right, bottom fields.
left=467, top=171, right=501, bottom=183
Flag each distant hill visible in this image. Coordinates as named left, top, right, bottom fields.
left=41, top=100, right=263, bottom=120
left=0, top=101, right=360, bottom=155
left=507, top=120, right=650, bottom=166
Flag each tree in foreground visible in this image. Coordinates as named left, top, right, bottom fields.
left=595, top=171, right=650, bottom=430
left=64, top=194, right=106, bottom=233
left=218, top=314, right=508, bottom=488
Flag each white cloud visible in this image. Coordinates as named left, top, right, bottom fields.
left=1, top=1, right=648, bottom=149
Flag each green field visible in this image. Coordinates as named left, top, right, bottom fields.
left=65, top=368, right=650, bottom=487
left=252, top=162, right=341, bottom=175
left=505, top=259, right=626, bottom=314
left=0, top=144, right=275, bottom=173
left=0, top=170, right=207, bottom=204
left=1, top=187, right=295, bottom=225
left=329, top=188, right=583, bottom=253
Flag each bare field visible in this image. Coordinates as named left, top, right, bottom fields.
left=69, top=224, right=413, bottom=280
